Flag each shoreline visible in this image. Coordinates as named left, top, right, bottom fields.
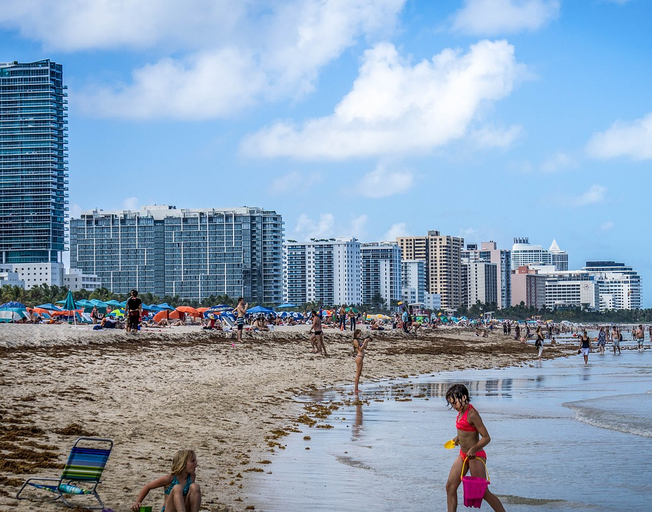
left=0, top=324, right=574, bottom=511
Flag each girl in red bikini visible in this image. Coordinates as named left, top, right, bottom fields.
left=445, top=384, right=504, bottom=512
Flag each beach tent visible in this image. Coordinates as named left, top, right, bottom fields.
left=247, top=305, right=275, bottom=316
left=0, top=301, right=26, bottom=309
left=0, top=307, right=29, bottom=323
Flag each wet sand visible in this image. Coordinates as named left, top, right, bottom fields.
left=0, top=324, right=573, bottom=511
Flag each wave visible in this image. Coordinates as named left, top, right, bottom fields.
left=563, top=393, right=652, bottom=438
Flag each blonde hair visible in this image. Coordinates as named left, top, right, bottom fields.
left=170, top=449, right=196, bottom=475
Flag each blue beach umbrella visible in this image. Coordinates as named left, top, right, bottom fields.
left=0, top=301, right=26, bottom=308
left=156, top=302, right=176, bottom=310
left=106, top=299, right=122, bottom=306
left=277, top=302, right=298, bottom=309
left=36, top=303, right=63, bottom=311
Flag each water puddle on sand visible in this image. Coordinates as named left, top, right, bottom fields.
left=243, top=351, right=652, bottom=512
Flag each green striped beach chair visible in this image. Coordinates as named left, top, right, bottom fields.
left=16, top=436, right=113, bottom=509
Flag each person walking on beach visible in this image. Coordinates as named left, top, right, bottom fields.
left=131, top=449, right=201, bottom=512
left=535, top=326, right=544, bottom=362
left=636, top=324, right=644, bottom=351
left=126, top=289, right=142, bottom=334
left=309, top=310, right=328, bottom=356
left=613, top=328, right=622, bottom=355
left=578, top=330, right=591, bottom=364
left=352, top=329, right=371, bottom=394
left=445, top=384, right=505, bottom=512
left=514, top=323, right=520, bottom=341
left=597, top=327, right=606, bottom=355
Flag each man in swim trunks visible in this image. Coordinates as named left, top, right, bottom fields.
left=309, top=309, right=328, bottom=356
left=126, top=289, right=142, bottom=334
left=235, top=297, right=248, bottom=342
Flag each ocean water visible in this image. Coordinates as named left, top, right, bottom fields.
left=245, top=345, right=652, bottom=511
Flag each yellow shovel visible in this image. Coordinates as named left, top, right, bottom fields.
left=444, top=439, right=456, bottom=449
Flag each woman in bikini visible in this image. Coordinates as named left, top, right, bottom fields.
left=445, top=384, right=504, bottom=512
left=309, top=310, right=328, bottom=356
left=131, top=449, right=201, bottom=512
left=352, top=329, right=371, bottom=394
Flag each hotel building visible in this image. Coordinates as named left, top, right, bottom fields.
left=401, top=259, right=426, bottom=305
left=0, top=60, right=68, bottom=264
left=283, top=237, right=361, bottom=306
left=360, top=242, right=402, bottom=308
left=70, top=205, right=283, bottom=302
left=397, top=230, right=464, bottom=309
left=582, top=261, right=641, bottom=310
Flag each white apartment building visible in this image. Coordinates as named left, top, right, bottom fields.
left=10, top=262, right=64, bottom=290
left=424, top=293, right=442, bottom=310
left=63, top=268, right=102, bottom=292
left=511, top=237, right=552, bottom=270
left=549, top=239, right=569, bottom=271
left=582, top=261, right=641, bottom=310
left=462, top=242, right=511, bottom=308
left=401, top=259, right=426, bottom=305
left=284, top=237, right=361, bottom=306
left=0, top=264, right=24, bottom=287
left=465, top=261, right=498, bottom=307
left=361, top=242, right=402, bottom=307
left=544, top=271, right=598, bottom=310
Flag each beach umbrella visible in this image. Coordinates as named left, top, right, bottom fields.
left=106, top=299, right=122, bottom=306
left=156, top=302, right=176, bottom=310
left=0, top=301, right=26, bottom=309
left=154, top=309, right=181, bottom=322
left=176, top=306, right=200, bottom=317
left=277, top=302, right=298, bottom=308
left=36, top=303, right=63, bottom=311
left=345, top=307, right=359, bottom=314
left=108, top=309, right=125, bottom=317
left=142, top=303, right=163, bottom=312
left=61, top=290, right=77, bottom=325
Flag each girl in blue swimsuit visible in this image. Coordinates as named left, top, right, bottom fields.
left=131, top=449, right=201, bottom=512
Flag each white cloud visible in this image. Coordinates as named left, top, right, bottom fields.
left=383, top=222, right=410, bottom=240
left=470, top=124, right=522, bottom=149
left=123, top=197, right=139, bottom=210
left=601, top=221, right=614, bottom=231
left=242, top=39, right=524, bottom=159
left=573, top=185, right=607, bottom=206
left=540, top=152, right=578, bottom=173
left=294, top=213, right=335, bottom=239
left=350, top=214, right=368, bottom=237
left=7, top=0, right=405, bottom=119
left=586, top=111, right=652, bottom=160
left=461, top=227, right=478, bottom=238
left=451, top=0, right=560, bottom=35
left=269, top=170, right=322, bottom=195
left=68, top=204, right=83, bottom=222
left=357, top=164, right=413, bottom=198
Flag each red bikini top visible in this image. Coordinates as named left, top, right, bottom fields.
left=456, top=404, right=477, bottom=432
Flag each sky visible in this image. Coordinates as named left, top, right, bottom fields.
left=1, top=0, right=651, bottom=305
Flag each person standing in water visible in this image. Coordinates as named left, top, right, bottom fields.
left=578, top=330, right=591, bottom=364
left=445, top=384, right=505, bottom=512
left=352, top=329, right=371, bottom=394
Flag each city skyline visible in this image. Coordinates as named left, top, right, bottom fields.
left=2, top=1, right=651, bottom=306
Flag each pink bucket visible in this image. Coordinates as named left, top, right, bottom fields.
left=461, top=458, right=490, bottom=509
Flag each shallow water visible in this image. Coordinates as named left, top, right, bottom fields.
left=245, top=345, right=652, bottom=511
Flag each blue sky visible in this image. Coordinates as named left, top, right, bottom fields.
left=2, top=0, right=651, bottom=305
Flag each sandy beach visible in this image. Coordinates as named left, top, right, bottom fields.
left=0, top=323, right=573, bottom=511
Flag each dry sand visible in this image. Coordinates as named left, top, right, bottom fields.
left=0, top=323, right=573, bottom=511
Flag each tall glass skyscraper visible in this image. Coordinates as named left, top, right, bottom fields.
left=0, top=60, right=68, bottom=264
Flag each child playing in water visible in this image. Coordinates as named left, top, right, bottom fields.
left=131, top=449, right=201, bottom=512
left=445, top=384, right=505, bottom=512
left=352, top=329, right=371, bottom=393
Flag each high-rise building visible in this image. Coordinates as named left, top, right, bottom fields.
left=0, top=60, right=68, bottom=264
left=401, top=259, right=426, bottom=305
left=283, top=237, right=361, bottom=306
left=511, top=237, right=551, bottom=270
left=463, top=241, right=511, bottom=308
left=511, top=266, right=546, bottom=309
left=549, top=239, right=568, bottom=271
left=70, top=205, right=283, bottom=302
left=397, top=230, right=464, bottom=309
left=464, top=261, right=498, bottom=307
left=360, top=242, right=401, bottom=308
left=544, top=271, right=598, bottom=310
left=582, top=261, right=641, bottom=310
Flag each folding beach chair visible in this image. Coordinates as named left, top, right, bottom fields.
left=16, top=436, right=113, bottom=510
